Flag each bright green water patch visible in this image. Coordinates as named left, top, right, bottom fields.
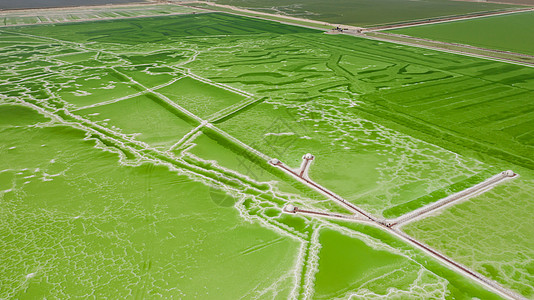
left=0, top=115, right=299, bottom=298
left=388, top=11, right=534, bottom=55
left=314, top=228, right=414, bottom=299
left=403, top=171, right=534, bottom=298
left=75, top=94, right=196, bottom=149
left=156, top=76, right=247, bottom=119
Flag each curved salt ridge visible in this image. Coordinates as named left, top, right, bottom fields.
left=288, top=240, right=310, bottom=299
left=0, top=99, right=484, bottom=298
left=252, top=270, right=294, bottom=299
left=388, top=170, right=518, bottom=228
left=183, top=150, right=278, bottom=192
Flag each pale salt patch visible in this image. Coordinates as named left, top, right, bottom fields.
left=26, top=273, right=35, bottom=279
left=73, top=90, right=91, bottom=96
left=8, top=146, right=16, bottom=150
left=264, top=132, right=294, bottom=136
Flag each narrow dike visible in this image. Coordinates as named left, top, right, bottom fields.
left=273, top=156, right=522, bottom=299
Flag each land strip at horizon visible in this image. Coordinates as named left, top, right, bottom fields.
left=176, top=1, right=534, bottom=67
left=3, top=0, right=532, bottom=67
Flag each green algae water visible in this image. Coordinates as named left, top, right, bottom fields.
left=0, top=105, right=298, bottom=298
left=1, top=11, right=532, bottom=299
left=403, top=173, right=534, bottom=298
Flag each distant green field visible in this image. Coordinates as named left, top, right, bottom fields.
left=388, top=11, right=534, bottom=55
left=212, top=0, right=519, bottom=26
